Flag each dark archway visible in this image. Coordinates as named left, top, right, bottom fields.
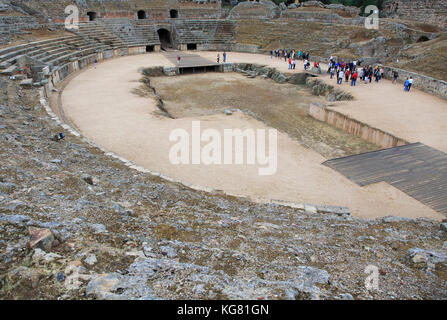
left=417, top=36, right=429, bottom=43
left=187, top=43, right=197, bottom=50
left=157, top=29, right=172, bottom=48
left=87, top=12, right=97, bottom=21
left=137, top=10, right=146, bottom=20
left=170, top=9, right=178, bottom=19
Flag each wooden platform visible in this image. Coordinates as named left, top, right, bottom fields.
left=324, top=143, right=447, bottom=215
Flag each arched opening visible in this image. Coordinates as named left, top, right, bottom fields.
left=170, top=9, right=178, bottom=19
left=87, top=12, right=97, bottom=21
left=157, top=29, right=172, bottom=49
left=187, top=43, right=197, bottom=50
left=417, top=36, right=429, bottom=43
left=146, top=45, right=154, bottom=52
left=137, top=10, right=146, bottom=20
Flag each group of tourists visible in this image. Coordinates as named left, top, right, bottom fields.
left=271, top=49, right=309, bottom=60
left=327, top=57, right=366, bottom=86
left=269, top=50, right=414, bottom=92
left=325, top=56, right=413, bottom=92
left=216, top=51, right=227, bottom=63
left=271, top=49, right=311, bottom=70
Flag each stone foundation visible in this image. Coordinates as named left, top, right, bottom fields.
left=383, top=0, right=447, bottom=29
left=378, top=64, right=447, bottom=101
left=309, top=102, right=408, bottom=149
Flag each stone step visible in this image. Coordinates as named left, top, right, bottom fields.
left=0, top=61, right=11, bottom=69
left=46, top=52, right=79, bottom=67
left=1, top=64, right=18, bottom=75
left=19, top=78, right=33, bottom=87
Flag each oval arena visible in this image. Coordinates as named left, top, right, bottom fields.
left=1, top=0, right=447, bottom=300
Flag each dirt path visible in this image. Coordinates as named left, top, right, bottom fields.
left=58, top=52, right=444, bottom=220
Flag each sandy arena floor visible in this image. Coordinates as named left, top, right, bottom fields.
left=56, top=52, right=447, bottom=220
left=150, top=72, right=379, bottom=159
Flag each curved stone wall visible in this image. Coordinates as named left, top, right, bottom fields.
left=228, top=0, right=280, bottom=20
left=10, top=0, right=222, bottom=22
left=383, top=0, right=447, bottom=29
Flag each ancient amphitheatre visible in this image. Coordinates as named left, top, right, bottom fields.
left=1, top=0, right=447, bottom=300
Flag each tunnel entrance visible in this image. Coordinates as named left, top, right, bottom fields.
left=146, top=45, right=154, bottom=52
left=157, top=28, right=172, bottom=49
left=187, top=43, right=197, bottom=50
left=417, top=36, right=429, bottom=43
left=137, top=10, right=146, bottom=20
left=170, top=9, right=179, bottom=19
left=179, top=65, right=220, bottom=75
left=87, top=12, right=97, bottom=21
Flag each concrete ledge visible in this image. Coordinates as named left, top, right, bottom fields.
left=309, top=102, right=408, bottom=149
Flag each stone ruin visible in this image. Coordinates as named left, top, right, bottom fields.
left=0, top=0, right=446, bottom=301
left=383, top=0, right=447, bottom=29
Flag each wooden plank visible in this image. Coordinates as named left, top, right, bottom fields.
left=324, top=143, right=447, bottom=215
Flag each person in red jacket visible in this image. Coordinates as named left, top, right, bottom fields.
left=345, top=69, right=350, bottom=82
left=351, top=71, right=358, bottom=86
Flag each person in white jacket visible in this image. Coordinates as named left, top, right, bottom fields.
left=338, top=70, right=344, bottom=84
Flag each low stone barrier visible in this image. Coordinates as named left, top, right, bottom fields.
left=309, top=102, right=408, bottom=149
left=378, top=64, right=447, bottom=101
left=197, top=42, right=260, bottom=53
left=42, top=46, right=145, bottom=97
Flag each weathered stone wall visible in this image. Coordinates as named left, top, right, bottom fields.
left=280, top=2, right=360, bottom=17
left=9, top=0, right=222, bottom=22
left=280, top=9, right=364, bottom=24
left=383, top=0, right=447, bottom=29
left=197, top=42, right=259, bottom=53
left=378, top=64, right=447, bottom=100
left=0, top=15, right=39, bottom=32
left=43, top=45, right=145, bottom=95
left=309, top=102, right=408, bottom=149
left=228, top=0, right=280, bottom=20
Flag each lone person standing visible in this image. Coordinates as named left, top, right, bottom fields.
left=407, top=77, right=413, bottom=91
left=393, top=70, right=399, bottom=84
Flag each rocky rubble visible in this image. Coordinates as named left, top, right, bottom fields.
left=0, top=77, right=446, bottom=300
left=234, top=63, right=313, bottom=85
left=306, top=77, right=354, bottom=102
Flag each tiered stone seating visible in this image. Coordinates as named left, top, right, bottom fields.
left=0, top=35, right=112, bottom=75
left=133, top=20, right=162, bottom=46
left=173, top=19, right=234, bottom=45
left=0, top=15, right=39, bottom=35
left=78, top=21, right=127, bottom=48
left=103, top=19, right=149, bottom=47
left=0, top=37, right=73, bottom=74
left=213, top=20, right=235, bottom=43
left=0, top=17, right=236, bottom=77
